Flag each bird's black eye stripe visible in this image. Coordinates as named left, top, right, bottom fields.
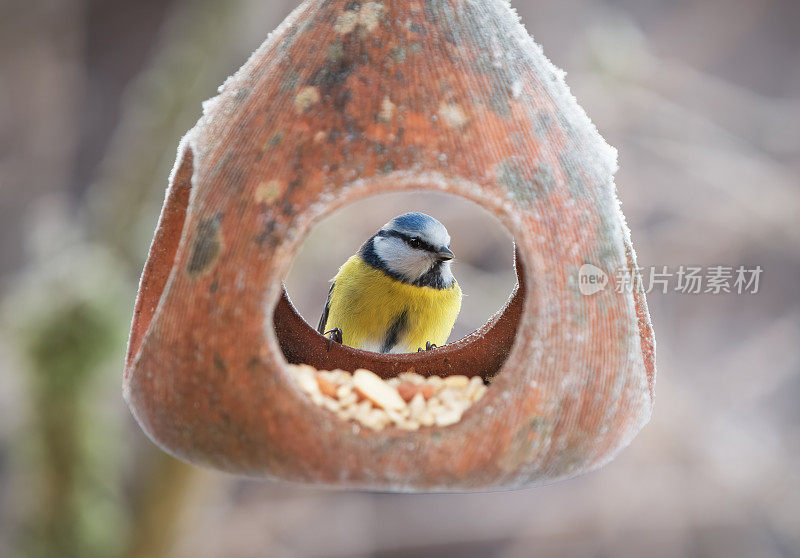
left=401, top=234, right=435, bottom=252
left=378, top=230, right=437, bottom=252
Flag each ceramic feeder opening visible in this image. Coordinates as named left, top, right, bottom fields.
left=278, top=191, right=519, bottom=377
left=123, top=0, right=656, bottom=492
left=275, top=191, right=521, bottom=432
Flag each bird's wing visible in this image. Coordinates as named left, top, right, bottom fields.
left=380, top=310, right=409, bottom=353
left=317, top=282, right=335, bottom=334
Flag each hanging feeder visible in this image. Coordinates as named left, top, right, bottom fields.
left=124, top=0, right=655, bottom=491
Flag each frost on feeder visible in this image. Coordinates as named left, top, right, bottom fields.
left=123, top=0, right=655, bottom=491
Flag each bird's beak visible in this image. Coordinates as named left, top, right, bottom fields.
left=436, top=247, right=455, bottom=261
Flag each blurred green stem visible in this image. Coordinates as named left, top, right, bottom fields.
left=21, top=297, right=120, bottom=558
left=123, top=456, right=197, bottom=558
left=37, top=393, right=80, bottom=557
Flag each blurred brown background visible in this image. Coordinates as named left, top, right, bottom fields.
left=1, top=0, right=799, bottom=557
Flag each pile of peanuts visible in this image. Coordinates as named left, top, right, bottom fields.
left=290, top=364, right=488, bottom=431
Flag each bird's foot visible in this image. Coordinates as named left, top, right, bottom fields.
left=323, top=328, right=343, bottom=350
left=417, top=341, right=438, bottom=352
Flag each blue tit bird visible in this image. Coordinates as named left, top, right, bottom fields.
left=318, top=212, right=462, bottom=354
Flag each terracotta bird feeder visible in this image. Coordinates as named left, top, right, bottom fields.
left=124, top=0, right=655, bottom=491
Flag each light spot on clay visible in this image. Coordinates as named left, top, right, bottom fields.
left=378, top=96, right=396, bottom=123
left=255, top=180, right=281, bottom=204
left=327, top=41, right=345, bottom=61
left=335, top=2, right=384, bottom=35
left=496, top=159, right=554, bottom=203
left=438, top=102, right=470, bottom=129
left=294, top=86, right=321, bottom=113
left=511, top=80, right=523, bottom=99
left=389, top=46, right=406, bottom=63
left=334, top=11, right=359, bottom=34
left=359, top=2, right=384, bottom=32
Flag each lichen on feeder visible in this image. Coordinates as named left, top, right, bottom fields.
left=123, top=0, right=655, bottom=491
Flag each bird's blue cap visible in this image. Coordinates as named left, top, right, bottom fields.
left=388, top=212, right=441, bottom=233
left=382, top=212, right=451, bottom=251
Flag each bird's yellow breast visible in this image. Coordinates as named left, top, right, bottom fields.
left=323, top=256, right=462, bottom=353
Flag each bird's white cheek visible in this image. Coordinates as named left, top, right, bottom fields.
left=373, top=238, right=424, bottom=280
left=372, top=236, right=395, bottom=261
left=392, top=253, right=431, bottom=281
left=411, top=254, right=437, bottom=278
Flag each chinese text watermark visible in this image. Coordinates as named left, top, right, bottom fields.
left=579, top=264, right=762, bottom=296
